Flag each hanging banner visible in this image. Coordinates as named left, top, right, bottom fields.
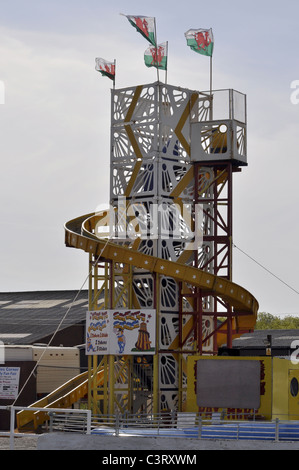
left=86, top=309, right=156, bottom=355
left=0, top=367, right=20, bottom=400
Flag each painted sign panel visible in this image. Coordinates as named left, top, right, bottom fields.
left=0, top=367, right=20, bottom=399
left=86, top=309, right=156, bottom=355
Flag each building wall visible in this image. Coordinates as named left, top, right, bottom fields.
left=37, top=323, right=85, bottom=347
left=0, top=361, right=36, bottom=431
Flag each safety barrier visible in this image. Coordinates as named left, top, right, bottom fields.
left=3, top=407, right=299, bottom=449
left=89, top=412, right=299, bottom=442
left=0, top=405, right=91, bottom=450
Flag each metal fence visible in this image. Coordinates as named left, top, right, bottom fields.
left=2, top=406, right=299, bottom=450
left=89, top=411, right=299, bottom=442
left=0, top=405, right=91, bottom=450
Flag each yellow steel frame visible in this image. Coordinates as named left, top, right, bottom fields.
left=87, top=253, right=160, bottom=415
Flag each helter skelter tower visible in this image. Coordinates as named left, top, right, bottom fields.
left=80, top=80, right=250, bottom=415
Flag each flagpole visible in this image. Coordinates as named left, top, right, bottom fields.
left=209, top=55, right=213, bottom=119
left=209, top=28, right=213, bottom=120
left=113, top=59, right=116, bottom=90
left=154, top=18, right=159, bottom=82
left=210, top=56, right=212, bottom=95
left=165, top=41, right=168, bottom=85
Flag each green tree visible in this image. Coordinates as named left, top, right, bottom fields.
left=256, top=312, right=280, bottom=329
left=256, top=312, right=299, bottom=329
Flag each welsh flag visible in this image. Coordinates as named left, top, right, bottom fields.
left=95, top=58, right=115, bottom=81
left=144, top=42, right=167, bottom=70
left=185, top=29, right=214, bottom=57
left=121, top=14, right=156, bottom=47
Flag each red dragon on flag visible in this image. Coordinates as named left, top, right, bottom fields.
left=95, top=58, right=115, bottom=81
left=134, top=17, right=150, bottom=39
left=150, top=45, right=164, bottom=66
left=194, top=30, right=212, bottom=52
left=121, top=14, right=156, bottom=46
left=144, top=42, right=167, bottom=70
left=185, top=28, right=214, bottom=57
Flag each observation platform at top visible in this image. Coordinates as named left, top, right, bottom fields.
left=110, top=81, right=247, bottom=171
left=190, top=87, right=247, bottom=167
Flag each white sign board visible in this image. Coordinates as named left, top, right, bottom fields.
left=0, top=367, right=20, bottom=400
left=86, top=309, right=156, bottom=355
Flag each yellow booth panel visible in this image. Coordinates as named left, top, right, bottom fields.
left=272, top=357, right=299, bottom=421
left=187, top=356, right=272, bottom=421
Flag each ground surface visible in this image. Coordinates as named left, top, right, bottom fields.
left=1, top=434, right=299, bottom=450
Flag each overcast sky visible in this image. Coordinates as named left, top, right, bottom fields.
left=0, top=0, right=298, bottom=316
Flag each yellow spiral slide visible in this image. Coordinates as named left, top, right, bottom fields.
left=66, top=210, right=258, bottom=340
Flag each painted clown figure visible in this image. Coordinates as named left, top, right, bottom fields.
left=114, top=326, right=126, bottom=354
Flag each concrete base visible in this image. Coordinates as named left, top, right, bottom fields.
left=37, top=433, right=299, bottom=450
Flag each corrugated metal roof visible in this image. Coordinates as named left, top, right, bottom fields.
left=232, top=329, right=299, bottom=348
left=1, top=292, right=297, bottom=350
left=0, top=290, right=88, bottom=345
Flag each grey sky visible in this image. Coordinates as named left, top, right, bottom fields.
left=0, top=0, right=298, bottom=316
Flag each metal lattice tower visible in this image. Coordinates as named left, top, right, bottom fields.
left=68, top=81, right=252, bottom=415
